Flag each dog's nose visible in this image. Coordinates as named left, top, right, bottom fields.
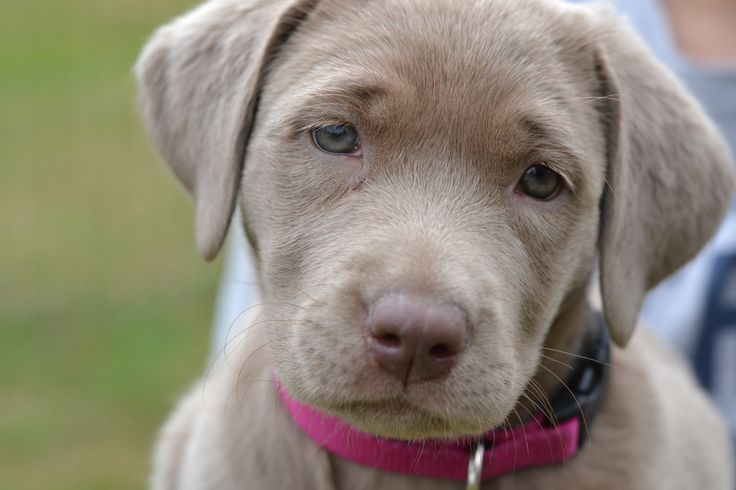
left=367, top=294, right=467, bottom=385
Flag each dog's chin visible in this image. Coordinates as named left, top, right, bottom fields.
left=325, top=400, right=502, bottom=441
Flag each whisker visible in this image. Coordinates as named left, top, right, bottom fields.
left=540, top=353, right=574, bottom=370
left=518, top=393, right=555, bottom=455
left=512, top=408, right=530, bottom=456
left=541, top=347, right=612, bottom=367
left=536, top=363, right=591, bottom=449
left=232, top=338, right=284, bottom=406
left=528, top=378, right=558, bottom=428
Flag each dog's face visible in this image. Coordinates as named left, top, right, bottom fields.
left=242, top=0, right=606, bottom=438
left=137, top=0, right=733, bottom=439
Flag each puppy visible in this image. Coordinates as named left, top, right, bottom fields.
left=136, top=0, right=735, bottom=488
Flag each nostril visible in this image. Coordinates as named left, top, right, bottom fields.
left=374, top=332, right=402, bottom=348
left=428, top=343, right=456, bottom=360
left=366, top=293, right=468, bottom=383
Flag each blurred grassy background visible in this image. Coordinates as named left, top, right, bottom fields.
left=1, top=1, right=223, bottom=488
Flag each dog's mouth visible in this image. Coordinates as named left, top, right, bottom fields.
left=319, top=397, right=495, bottom=441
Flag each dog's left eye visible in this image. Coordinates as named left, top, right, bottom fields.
left=518, top=165, right=562, bottom=200
left=312, top=125, right=361, bottom=155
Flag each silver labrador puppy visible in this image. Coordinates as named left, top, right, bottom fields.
left=136, top=0, right=735, bottom=488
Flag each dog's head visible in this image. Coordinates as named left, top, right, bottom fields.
left=137, top=0, right=733, bottom=439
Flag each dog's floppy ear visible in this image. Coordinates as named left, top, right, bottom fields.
left=592, top=12, right=734, bottom=346
left=136, top=0, right=319, bottom=260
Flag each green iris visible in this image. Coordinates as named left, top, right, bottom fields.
left=520, top=165, right=561, bottom=200
left=312, top=125, right=360, bottom=154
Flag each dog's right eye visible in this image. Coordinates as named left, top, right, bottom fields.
left=518, top=164, right=562, bottom=200
left=312, top=125, right=361, bottom=155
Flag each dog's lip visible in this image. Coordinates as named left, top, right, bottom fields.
left=325, top=396, right=415, bottom=414
left=320, top=396, right=442, bottom=424
left=320, top=399, right=492, bottom=440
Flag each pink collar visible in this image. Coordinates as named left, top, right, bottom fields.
left=277, top=314, right=611, bottom=482
left=278, top=384, right=580, bottom=481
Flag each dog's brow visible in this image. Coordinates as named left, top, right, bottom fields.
left=278, top=81, right=389, bottom=132
left=520, top=117, right=585, bottom=191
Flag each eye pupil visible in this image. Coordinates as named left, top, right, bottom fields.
left=312, top=125, right=360, bottom=154
left=520, top=165, right=561, bottom=200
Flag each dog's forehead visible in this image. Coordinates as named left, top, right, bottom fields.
left=293, top=0, right=587, bottom=88
left=267, top=0, right=596, bottom=148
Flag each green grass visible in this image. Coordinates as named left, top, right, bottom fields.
left=1, top=1, right=223, bottom=488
